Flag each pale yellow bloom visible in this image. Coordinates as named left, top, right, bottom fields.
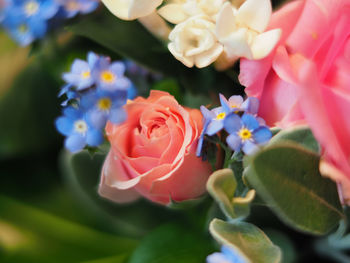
left=101, top=0, right=163, bottom=20
left=215, top=0, right=281, bottom=68
left=168, top=15, right=223, bottom=68
left=158, top=0, right=225, bottom=24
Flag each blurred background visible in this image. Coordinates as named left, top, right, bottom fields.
left=0, top=2, right=345, bottom=262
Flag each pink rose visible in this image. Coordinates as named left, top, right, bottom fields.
left=99, top=90, right=212, bottom=205
left=239, top=0, right=350, bottom=200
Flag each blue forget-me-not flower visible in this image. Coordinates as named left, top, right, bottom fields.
left=80, top=89, right=128, bottom=129
left=55, top=107, right=104, bottom=152
left=224, top=113, right=271, bottom=155
left=196, top=94, right=271, bottom=157
left=207, top=246, right=247, bottom=263
left=62, top=51, right=98, bottom=90
left=1, top=0, right=59, bottom=45
left=58, top=0, right=99, bottom=18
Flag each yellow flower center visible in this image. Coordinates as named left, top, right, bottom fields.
left=216, top=112, right=226, bottom=120
left=238, top=128, right=252, bottom=141
left=100, top=71, right=115, bottom=83
left=81, top=71, right=90, bottom=79
left=74, top=120, right=88, bottom=134
left=18, top=24, right=28, bottom=33
left=97, top=98, right=112, bottom=111
left=24, top=1, right=39, bottom=16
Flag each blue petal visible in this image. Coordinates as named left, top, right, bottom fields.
left=80, top=91, right=97, bottom=110
left=58, top=84, right=72, bottom=97
left=71, top=59, right=89, bottom=73
left=241, top=114, right=259, bottom=130
left=115, top=77, right=132, bottom=90
left=226, top=133, right=242, bottom=152
left=221, top=246, right=247, bottom=263
left=253, top=127, right=272, bottom=144
left=65, top=134, right=86, bottom=152
left=200, top=105, right=215, bottom=120
left=110, top=61, right=125, bottom=76
left=55, top=116, right=73, bottom=136
left=86, top=129, right=104, bottom=147
left=242, top=97, right=259, bottom=115
left=87, top=51, right=99, bottom=67
left=206, top=120, right=224, bottom=136
left=63, top=107, right=82, bottom=119
left=207, top=253, right=231, bottom=263
left=88, top=110, right=107, bottom=129
left=28, top=17, right=47, bottom=38
left=242, top=140, right=260, bottom=155
left=127, top=85, right=137, bottom=99
left=39, top=0, right=59, bottom=19
left=228, top=95, right=244, bottom=108
left=196, top=120, right=210, bottom=157
left=223, top=113, right=241, bottom=134
left=219, top=94, right=231, bottom=113
left=109, top=107, right=127, bottom=124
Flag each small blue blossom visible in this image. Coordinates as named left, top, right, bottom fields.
left=207, top=246, right=247, bottom=263
left=196, top=105, right=213, bottom=157
left=58, top=84, right=80, bottom=106
left=58, top=0, right=99, bottom=18
left=55, top=107, right=104, bottom=152
left=2, top=0, right=59, bottom=45
left=219, top=94, right=260, bottom=115
left=81, top=89, right=128, bottom=129
left=93, top=56, right=132, bottom=92
left=224, top=113, right=272, bottom=155
left=205, top=106, right=231, bottom=136
left=62, top=52, right=98, bottom=90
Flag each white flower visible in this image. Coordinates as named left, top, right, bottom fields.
left=101, top=0, right=163, bottom=20
left=158, top=0, right=225, bottom=24
left=216, top=0, right=281, bottom=65
left=168, top=15, right=223, bottom=68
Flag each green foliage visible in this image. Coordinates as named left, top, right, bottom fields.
left=69, top=8, right=181, bottom=76
left=61, top=150, right=191, bottom=237
left=0, top=58, right=61, bottom=158
left=207, top=169, right=255, bottom=220
left=0, top=195, right=137, bottom=263
left=209, top=219, right=282, bottom=263
left=243, top=143, right=344, bottom=235
left=128, top=224, right=215, bottom=263
left=151, top=78, right=182, bottom=103
left=269, top=126, right=320, bottom=153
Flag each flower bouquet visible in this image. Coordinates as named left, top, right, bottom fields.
left=0, top=0, right=350, bottom=262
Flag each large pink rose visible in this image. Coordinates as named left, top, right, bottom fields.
left=99, top=90, right=212, bottom=205
left=239, top=0, right=350, bottom=200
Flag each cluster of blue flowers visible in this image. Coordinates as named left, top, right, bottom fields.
left=197, top=94, right=272, bottom=157
left=207, top=246, right=247, bottom=263
left=56, top=52, right=135, bottom=153
left=0, top=0, right=98, bottom=46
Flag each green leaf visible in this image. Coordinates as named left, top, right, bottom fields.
left=0, top=58, right=61, bottom=158
left=243, top=143, right=344, bottom=235
left=60, top=150, right=185, bottom=237
left=207, top=169, right=255, bottom=220
left=0, top=195, right=137, bottom=263
left=209, top=219, right=282, bottom=263
left=151, top=79, right=182, bottom=103
left=128, top=224, right=215, bottom=263
left=69, top=8, right=182, bottom=76
left=269, top=125, right=320, bottom=153
left=264, top=230, right=297, bottom=263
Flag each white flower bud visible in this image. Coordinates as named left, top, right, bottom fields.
left=102, top=0, right=163, bottom=20
left=158, top=0, right=225, bottom=24
left=215, top=0, right=281, bottom=69
left=168, top=15, right=223, bottom=68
